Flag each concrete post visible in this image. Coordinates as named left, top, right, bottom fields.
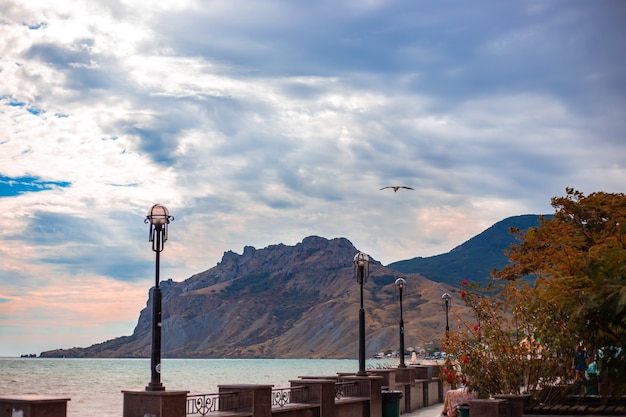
left=0, top=395, right=70, bottom=417
left=290, top=379, right=336, bottom=417
left=218, top=384, right=273, bottom=417
left=341, top=375, right=383, bottom=417
left=365, top=369, right=395, bottom=390
left=468, top=399, right=508, bottom=417
left=395, top=367, right=415, bottom=413
left=122, top=390, right=189, bottom=417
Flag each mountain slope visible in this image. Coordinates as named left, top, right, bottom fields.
left=41, top=236, right=460, bottom=359
left=386, top=214, right=550, bottom=285
left=40, top=215, right=548, bottom=359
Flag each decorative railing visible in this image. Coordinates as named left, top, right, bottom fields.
left=271, top=386, right=308, bottom=407
left=187, top=381, right=364, bottom=416
left=187, top=391, right=238, bottom=416
left=335, top=382, right=360, bottom=399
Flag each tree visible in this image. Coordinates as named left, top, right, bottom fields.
left=442, top=279, right=574, bottom=398
left=493, top=188, right=626, bottom=395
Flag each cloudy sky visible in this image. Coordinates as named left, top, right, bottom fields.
left=1, top=0, right=624, bottom=357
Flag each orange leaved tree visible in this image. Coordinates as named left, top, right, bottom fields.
left=444, top=188, right=626, bottom=398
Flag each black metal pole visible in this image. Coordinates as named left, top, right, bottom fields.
left=445, top=300, right=450, bottom=339
left=357, top=266, right=367, bottom=376
left=398, top=287, right=406, bottom=368
left=147, top=226, right=164, bottom=391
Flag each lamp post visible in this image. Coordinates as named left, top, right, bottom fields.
left=441, top=293, right=451, bottom=340
left=394, top=278, right=407, bottom=368
left=353, top=252, right=370, bottom=376
left=145, top=204, right=173, bottom=391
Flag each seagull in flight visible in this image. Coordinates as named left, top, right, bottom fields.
left=380, top=186, right=414, bottom=192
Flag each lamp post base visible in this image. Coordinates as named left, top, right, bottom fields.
left=123, top=389, right=188, bottom=417
left=146, top=382, right=165, bottom=392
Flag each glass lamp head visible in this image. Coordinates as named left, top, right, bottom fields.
left=353, top=252, right=370, bottom=266
left=394, top=277, right=406, bottom=289
left=148, top=204, right=170, bottom=226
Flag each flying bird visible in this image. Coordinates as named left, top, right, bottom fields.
left=380, top=186, right=414, bottom=192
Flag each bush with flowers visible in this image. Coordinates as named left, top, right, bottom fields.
left=441, top=279, right=575, bottom=399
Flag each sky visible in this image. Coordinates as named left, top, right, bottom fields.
left=1, top=0, right=625, bottom=357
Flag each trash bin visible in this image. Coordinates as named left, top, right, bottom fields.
left=457, top=403, right=470, bottom=417
left=381, top=390, right=403, bottom=417
left=585, top=377, right=599, bottom=395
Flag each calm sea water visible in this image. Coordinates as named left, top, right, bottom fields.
left=0, top=358, right=391, bottom=417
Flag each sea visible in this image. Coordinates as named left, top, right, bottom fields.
left=0, top=358, right=392, bottom=417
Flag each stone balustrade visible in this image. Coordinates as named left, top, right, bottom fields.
left=1, top=364, right=445, bottom=417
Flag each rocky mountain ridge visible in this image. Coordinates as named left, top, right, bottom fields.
left=40, top=215, right=544, bottom=359
left=41, top=236, right=458, bottom=358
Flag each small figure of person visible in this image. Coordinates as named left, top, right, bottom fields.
left=438, top=387, right=475, bottom=417
left=573, top=344, right=588, bottom=381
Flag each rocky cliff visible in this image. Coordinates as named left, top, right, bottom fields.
left=41, top=236, right=461, bottom=358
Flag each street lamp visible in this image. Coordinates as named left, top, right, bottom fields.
left=145, top=204, right=174, bottom=391
left=441, top=293, right=452, bottom=340
left=394, top=278, right=407, bottom=368
left=353, top=252, right=370, bottom=376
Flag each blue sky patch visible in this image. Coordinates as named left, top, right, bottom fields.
left=26, top=107, right=43, bottom=116
left=4, top=97, right=25, bottom=107
left=24, top=22, right=47, bottom=30
left=2, top=95, right=45, bottom=116
left=0, top=175, right=71, bottom=197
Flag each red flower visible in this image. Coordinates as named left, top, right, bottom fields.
left=443, top=368, right=449, bottom=374
left=462, top=356, right=468, bottom=364
left=461, top=291, right=466, bottom=298
left=473, top=324, right=479, bottom=331
left=556, top=320, right=563, bottom=327
left=447, top=374, right=454, bottom=383
left=462, top=279, right=468, bottom=286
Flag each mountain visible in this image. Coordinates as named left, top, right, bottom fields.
left=386, top=214, right=550, bottom=286
left=40, top=215, right=547, bottom=359
left=41, top=236, right=461, bottom=359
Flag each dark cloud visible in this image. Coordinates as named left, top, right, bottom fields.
left=24, top=40, right=138, bottom=98
left=150, top=0, right=625, bottom=112
left=13, top=212, right=96, bottom=245
left=25, top=42, right=93, bottom=67
left=5, top=211, right=153, bottom=282
left=39, top=244, right=152, bottom=282
left=126, top=126, right=180, bottom=165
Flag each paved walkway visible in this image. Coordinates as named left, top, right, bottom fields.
left=402, top=403, right=444, bottom=417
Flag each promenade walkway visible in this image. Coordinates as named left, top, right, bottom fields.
left=403, top=403, right=443, bottom=417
